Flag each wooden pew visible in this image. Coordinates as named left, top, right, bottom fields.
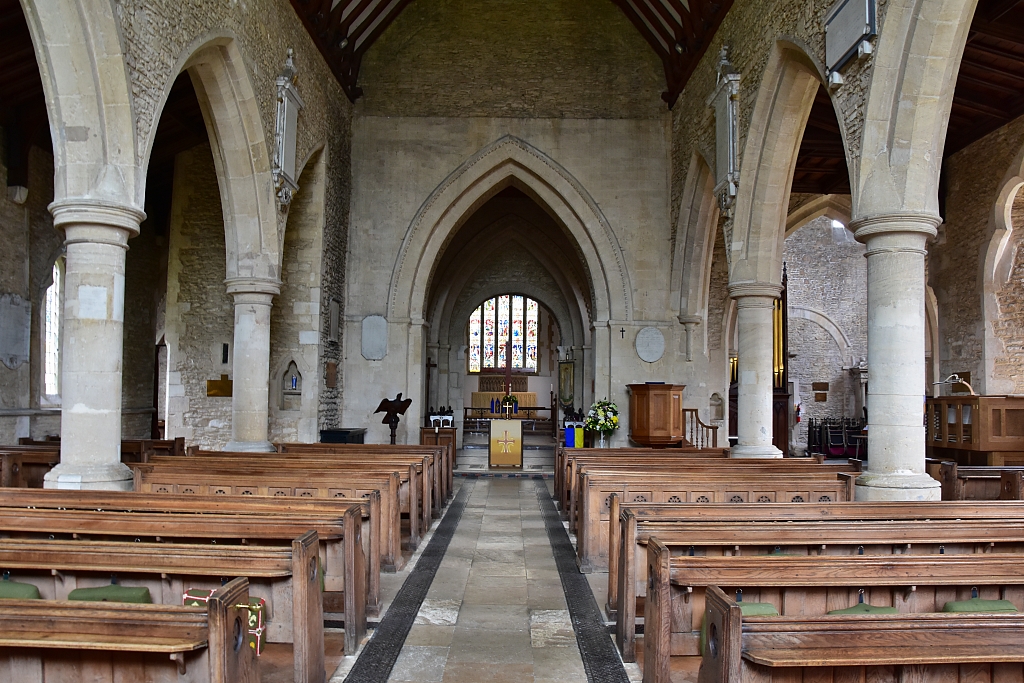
left=0, top=532, right=324, bottom=680
left=555, top=447, right=730, bottom=511
left=133, top=462, right=406, bottom=571
left=576, top=470, right=854, bottom=572
left=0, top=487, right=381, bottom=616
left=0, top=506, right=367, bottom=655
left=565, top=458, right=859, bottom=530
left=644, top=538, right=1024, bottom=682
left=0, top=447, right=59, bottom=487
left=691, top=585, right=1024, bottom=683
left=277, top=443, right=452, bottom=512
left=938, top=461, right=1024, bottom=500
left=178, top=451, right=432, bottom=540
left=613, top=503, right=1024, bottom=662
left=0, top=576, right=258, bottom=683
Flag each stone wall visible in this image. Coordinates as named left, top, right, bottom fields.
left=666, top=0, right=878, bottom=262
left=358, top=0, right=664, bottom=120
left=783, top=216, right=867, bottom=447
left=929, top=113, right=1024, bottom=394
left=270, top=149, right=325, bottom=443
left=121, top=218, right=167, bottom=438
left=0, top=137, right=62, bottom=442
left=163, top=144, right=235, bottom=448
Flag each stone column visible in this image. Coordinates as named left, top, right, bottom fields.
left=44, top=200, right=144, bottom=490
left=852, top=214, right=941, bottom=500
left=728, top=283, right=783, bottom=458
left=224, top=277, right=280, bottom=452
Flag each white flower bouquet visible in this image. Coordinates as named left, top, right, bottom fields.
left=584, top=399, right=620, bottom=435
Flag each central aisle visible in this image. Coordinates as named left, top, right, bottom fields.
left=387, top=479, right=587, bottom=682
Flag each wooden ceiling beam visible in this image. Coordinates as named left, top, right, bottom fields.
left=356, top=0, right=416, bottom=56
left=969, top=19, right=1024, bottom=45
left=629, top=0, right=677, bottom=51
left=609, top=0, right=671, bottom=59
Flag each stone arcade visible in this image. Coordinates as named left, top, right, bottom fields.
left=2, top=0, right=1024, bottom=680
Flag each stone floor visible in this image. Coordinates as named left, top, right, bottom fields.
left=387, top=478, right=587, bottom=682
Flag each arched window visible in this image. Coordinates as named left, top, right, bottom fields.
left=468, top=295, right=539, bottom=373
left=43, top=260, right=62, bottom=396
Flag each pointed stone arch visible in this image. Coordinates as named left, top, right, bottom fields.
left=157, top=35, right=281, bottom=285
left=388, top=135, right=632, bottom=326
left=21, top=0, right=139, bottom=209
left=730, top=43, right=838, bottom=287
left=855, top=0, right=978, bottom=218
left=672, top=152, right=719, bottom=321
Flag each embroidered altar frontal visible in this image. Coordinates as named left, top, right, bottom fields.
left=489, top=419, right=523, bottom=467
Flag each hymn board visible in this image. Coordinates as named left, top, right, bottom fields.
left=489, top=335, right=524, bottom=467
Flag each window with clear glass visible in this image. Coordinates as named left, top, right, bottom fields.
left=44, top=262, right=61, bottom=395
left=468, top=295, right=539, bottom=373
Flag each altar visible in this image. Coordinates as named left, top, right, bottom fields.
left=470, top=391, right=538, bottom=417
left=489, top=418, right=523, bottom=467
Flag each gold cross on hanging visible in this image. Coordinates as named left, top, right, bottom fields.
left=497, top=431, right=516, bottom=453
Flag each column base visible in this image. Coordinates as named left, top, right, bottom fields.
left=729, top=444, right=783, bottom=459
left=43, top=462, right=134, bottom=491
left=225, top=440, right=276, bottom=453
left=854, top=471, right=941, bottom=501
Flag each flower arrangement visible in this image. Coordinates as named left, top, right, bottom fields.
left=585, top=399, right=619, bottom=435
left=500, top=394, right=518, bottom=412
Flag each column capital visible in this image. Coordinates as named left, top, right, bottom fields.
left=224, top=276, right=281, bottom=302
left=677, top=314, right=702, bottom=326
left=851, top=212, right=940, bottom=242
left=728, top=282, right=782, bottom=305
left=50, top=198, right=146, bottom=245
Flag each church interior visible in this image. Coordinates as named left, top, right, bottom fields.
left=2, top=0, right=1024, bottom=681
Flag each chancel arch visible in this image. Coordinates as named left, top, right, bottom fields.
left=422, top=184, right=593, bottom=439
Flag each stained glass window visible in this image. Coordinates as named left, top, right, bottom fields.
left=483, top=298, right=495, bottom=368
left=44, top=261, right=61, bottom=396
left=469, top=307, right=482, bottom=373
left=526, top=298, right=538, bottom=370
left=497, top=295, right=510, bottom=368
left=511, top=296, right=524, bottom=368
left=468, top=295, right=540, bottom=373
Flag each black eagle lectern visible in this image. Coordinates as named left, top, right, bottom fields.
left=374, top=393, right=413, bottom=445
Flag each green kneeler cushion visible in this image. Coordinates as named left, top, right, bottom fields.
left=0, top=577, right=41, bottom=599
left=68, top=584, right=152, bottom=604
left=942, top=597, right=1017, bottom=613
left=828, top=603, right=898, bottom=615
left=700, top=602, right=778, bottom=655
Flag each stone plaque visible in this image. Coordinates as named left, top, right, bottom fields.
left=635, top=327, right=665, bottom=363
left=361, top=315, right=388, bottom=360
left=0, top=293, right=31, bottom=370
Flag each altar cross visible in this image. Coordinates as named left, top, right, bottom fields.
left=497, top=430, right=516, bottom=453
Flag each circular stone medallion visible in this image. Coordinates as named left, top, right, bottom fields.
left=635, top=327, right=665, bottom=363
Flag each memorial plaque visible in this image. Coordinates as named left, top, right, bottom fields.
left=361, top=315, right=388, bottom=360
left=0, top=293, right=31, bottom=370
left=635, top=327, right=665, bottom=363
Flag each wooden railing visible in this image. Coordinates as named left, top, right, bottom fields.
left=682, top=408, right=718, bottom=449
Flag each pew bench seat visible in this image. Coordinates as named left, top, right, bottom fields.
left=0, top=577, right=257, bottom=683
left=741, top=644, right=1024, bottom=668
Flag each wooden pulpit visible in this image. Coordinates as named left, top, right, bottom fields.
left=627, top=383, right=685, bottom=448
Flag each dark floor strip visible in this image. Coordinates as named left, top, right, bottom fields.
left=536, top=480, right=630, bottom=683
left=343, top=480, right=475, bottom=683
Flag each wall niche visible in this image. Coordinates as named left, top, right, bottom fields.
left=281, top=361, right=302, bottom=411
